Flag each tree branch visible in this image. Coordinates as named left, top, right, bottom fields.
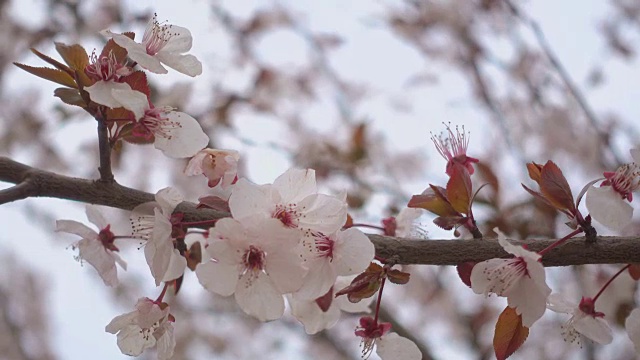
left=2, top=156, right=640, bottom=266
left=97, top=116, right=114, bottom=183
left=0, top=182, right=36, bottom=204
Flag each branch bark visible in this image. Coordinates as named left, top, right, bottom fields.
left=2, top=156, right=640, bottom=267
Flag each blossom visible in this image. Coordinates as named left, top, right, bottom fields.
left=547, top=294, right=612, bottom=346
left=296, top=228, right=375, bottom=299
left=104, top=13, right=202, bottom=76
left=105, top=297, right=175, bottom=360
left=355, top=316, right=421, bottom=360
left=626, top=308, right=640, bottom=353
left=111, top=89, right=209, bottom=158
left=228, top=168, right=347, bottom=235
left=56, top=204, right=126, bottom=287
left=289, top=277, right=373, bottom=334
left=382, top=208, right=424, bottom=238
left=196, top=216, right=306, bottom=321
left=431, top=123, right=479, bottom=176
left=131, top=187, right=186, bottom=286
left=470, top=229, right=551, bottom=327
left=84, top=51, right=133, bottom=108
left=184, top=148, right=239, bottom=188
left=585, top=148, right=640, bottom=230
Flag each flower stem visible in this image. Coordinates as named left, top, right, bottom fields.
left=538, top=228, right=583, bottom=256
left=593, top=264, right=631, bottom=303
left=155, top=282, right=170, bottom=303
left=373, top=277, right=386, bottom=324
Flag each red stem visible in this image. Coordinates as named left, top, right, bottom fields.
left=373, top=277, right=387, bottom=324
left=538, top=228, right=583, bottom=256
left=155, top=282, right=170, bottom=303
left=593, top=264, right=631, bottom=303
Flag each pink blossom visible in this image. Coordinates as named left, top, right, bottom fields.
left=84, top=51, right=134, bottom=108
left=431, top=123, right=479, bottom=176
left=104, top=13, right=202, bottom=76
left=56, top=205, right=126, bottom=287
left=547, top=294, right=612, bottom=346
left=184, top=148, right=239, bottom=188
left=355, top=316, right=421, bottom=360
left=105, top=298, right=175, bottom=359
left=196, top=216, right=306, bottom=321
left=470, top=229, right=551, bottom=327
left=626, top=308, right=640, bottom=353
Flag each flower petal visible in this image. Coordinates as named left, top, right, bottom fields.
left=289, top=295, right=341, bottom=335
left=85, top=204, right=109, bottom=230
left=626, top=308, right=640, bottom=353
left=546, top=293, right=576, bottom=314
left=111, top=89, right=149, bottom=120
left=161, top=249, right=187, bottom=282
left=154, top=111, right=209, bottom=158
left=235, top=271, right=285, bottom=321
left=155, top=52, right=202, bottom=77
left=297, top=194, right=347, bottom=234
left=574, top=316, right=612, bottom=345
left=56, top=219, right=97, bottom=240
left=196, top=261, right=239, bottom=296
left=106, top=31, right=168, bottom=74
left=586, top=186, right=633, bottom=230
left=333, top=228, right=375, bottom=276
left=273, top=168, right=317, bottom=203
left=228, top=179, right=273, bottom=220
left=377, top=333, right=422, bottom=360
left=155, top=187, right=183, bottom=213
left=77, top=238, right=119, bottom=286
left=85, top=81, right=132, bottom=108
left=295, top=259, right=336, bottom=299
left=159, top=25, right=193, bottom=53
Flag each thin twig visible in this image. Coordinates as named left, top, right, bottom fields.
left=96, top=111, right=114, bottom=183
left=0, top=182, right=35, bottom=204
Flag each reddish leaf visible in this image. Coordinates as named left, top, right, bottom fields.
left=446, top=163, right=472, bottom=214
left=13, top=63, right=76, bottom=88
left=54, top=88, right=86, bottom=108
left=433, top=215, right=465, bottom=230
left=55, top=42, right=89, bottom=71
left=408, top=186, right=458, bottom=217
left=540, top=161, right=576, bottom=212
left=387, top=269, right=410, bottom=285
left=335, top=262, right=383, bottom=303
left=186, top=242, right=202, bottom=271
left=494, top=306, right=529, bottom=360
left=629, top=264, right=640, bottom=280
left=30, top=48, right=72, bottom=74
left=456, top=261, right=476, bottom=287
left=122, top=71, right=151, bottom=99
left=526, top=162, right=544, bottom=185
left=99, top=37, right=131, bottom=64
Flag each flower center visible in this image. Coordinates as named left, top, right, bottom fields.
left=314, top=234, right=334, bottom=260
left=273, top=203, right=300, bottom=228
left=603, top=163, right=640, bottom=201
left=133, top=107, right=181, bottom=140
left=98, top=224, right=119, bottom=252
left=143, top=13, right=176, bottom=55
left=242, top=245, right=265, bottom=271
left=85, top=51, right=131, bottom=82
left=482, top=257, right=529, bottom=295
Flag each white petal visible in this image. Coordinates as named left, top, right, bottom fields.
left=333, top=228, right=375, bottom=276
left=116, top=325, right=154, bottom=356
left=77, top=239, right=119, bottom=286
left=196, top=261, right=239, bottom=297
left=377, top=333, right=422, bottom=360
left=631, top=148, right=640, bottom=164
left=107, top=31, right=168, bottom=74
left=145, top=208, right=173, bottom=286
left=265, top=243, right=306, bottom=294
left=470, top=258, right=510, bottom=296
left=228, top=179, right=273, bottom=219
left=160, top=25, right=193, bottom=53
left=273, top=168, right=317, bottom=203
left=289, top=295, right=340, bottom=335
left=184, top=150, right=208, bottom=176
left=546, top=293, right=576, bottom=314
left=156, top=324, right=176, bottom=360
left=161, top=249, right=187, bottom=282
left=155, top=52, right=202, bottom=77
left=507, top=271, right=551, bottom=327
left=154, top=111, right=209, bottom=158
left=235, top=271, right=285, bottom=321
left=85, top=81, right=132, bottom=108
left=574, top=316, right=612, bottom=345
left=56, top=220, right=97, bottom=240
left=295, top=259, right=336, bottom=299
left=155, top=187, right=183, bottom=212
left=85, top=204, right=108, bottom=230
left=105, top=311, right=137, bottom=333
left=586, top=186, right=633, bottom=230
left=626, top=308, right=640, bottom=353
left=111, top=89, right=149, bottom=120
left=297, top=194, right=347, bottom=234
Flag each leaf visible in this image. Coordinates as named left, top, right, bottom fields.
left=121, top=71, right=151, bottom=98
left=433, top=215, right=465, bottom=230
left=99, top=38, right=129, bottom=64
left=335, top=262, right=383, bottom=303
left=494, top=306, right=529, bottom=360
left=55, top=42, right=89, bottom=71
left=30, top=48, right=72, bottom=73
left=540, top=161, right=576, bottom=212
left=13, top=63, right=76, bottom=88
left=526, top=162, right=544, bottom=185
left=629, top=264, right=640, bottom=281
left=54, top=88, right=86, bottom=107
left=387, top=269, right=410, bottom=285
left=446, top=163, right=472, bottom=214
left=456, top=261, right=476, bottom=287
left=408, top=185, right=458, bottom=217
left=197, top=195, right=231, bottom=212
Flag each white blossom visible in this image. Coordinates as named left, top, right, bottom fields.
left=470, top=229, right=551, bottom=327
left=56, top=205, right=126, bottom=287
left=547, top=294, right=612, bottom=346
left=626, top=308, right=640, bottom=354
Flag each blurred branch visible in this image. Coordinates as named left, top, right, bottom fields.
left=2, top=156, right=640, bottom=266
left=505, top=0, right=623, bottom=166
left=0, top=182, right=36, bottom=204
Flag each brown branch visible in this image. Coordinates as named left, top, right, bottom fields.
left=0, top=182, right=36, bottom=204
left=96, top=115, right=114, bottom=183
left=2, top=156, right=640, bottom=266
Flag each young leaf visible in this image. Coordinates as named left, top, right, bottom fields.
left=54, top=88, right=86, bottom=108
left=122, top=71, right=151, bottom=99
left=456, top=261, right=476, bottom=287
left=30, top=48, right=72, bottom=74
left=540, top=161, right=576, bottom=212
left=54, top=42, right=89, bottom=71
left=629, top=264, right=640, bottom=281
left=526, top=162, right=544, bottom=185
left=387, top=269, right=410, bottom=285
left=446, top=163, right=472, bottom=214
left=13, top=63, right=76, bottom=88
left=494, top=306, right=529, bottom=360
left=408, top=185, right=458, bottom=217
